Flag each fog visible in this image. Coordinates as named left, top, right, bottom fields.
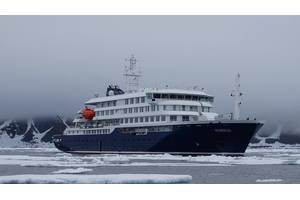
left=0, top=16, right=299, bottom=129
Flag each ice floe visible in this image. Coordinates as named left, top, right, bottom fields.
left=52, top=168, right=93, bottom=174
left=256, top=179, right=283, bottom=183
left=0, top=174, right=192, bottom=184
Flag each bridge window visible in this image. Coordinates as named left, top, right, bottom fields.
left=153, top=93, right=161, bottom=98
left=182, top=115, right=189, bottom=121
left=170, top=115, right=177, bottom=121
left=185, top=95, right=191, bottom=100
left=162, top=94, right=168, bottom=99
left=170, top=94, right=176, bottom=99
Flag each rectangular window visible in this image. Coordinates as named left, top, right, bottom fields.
left=130, top=118, right=133, bottom=123
left=182, top=115, right=189, bottom=121
left=135, top=117, right=138, bottom=123
left=178, top=95, right=184, bottom=100
left=140, top=117, right=144, bottom=122
left=150, top=116, right=154, bottom=122
left=163, top=105, right=167, bottom=110
left=145, top=116, right=149, bottom=122
left=110, top=110, right=114, bottom=115
left=125, top=118, right=128, bottom=123
left=136, top=97, right=140, bottom=104
left=162, top=94, right=168, bottom=99
left=101, top=111, right=104, bottom=116
left=145, top=106, right=150, bottom=112
left=125, top=99, right=129, bottom=105
left=182, top=105, right=186, bottom=111
left=141, top=97, right=145, bottom=103
left=153, top=93, right=160, bottom=98
left=151, top=105, right=155, bottom=111
left=129, top=108, right=132, bottom=113
left=130, top=98, right=134, bottom=104
left=170, top=115, right=177, bottom=121
left=173, top=105, right=176, bottom=111
left=134, top=107, right=138, bottom=113
left=202, top=107, right=204, bottom=112
left=105, top=110, right=109, bottom=115
left=140, top=107, right=144, bottom=112
left=120, top=119, right=123, bottom=124
left=157, top=106, right=159, bottom=111
left=156, top=116, right=160, bottom=121
left=161, top=116, right=166, bottom=121
left=113, top=101, right=116, bottom=106
left=124, top=108, right=127, bottom=114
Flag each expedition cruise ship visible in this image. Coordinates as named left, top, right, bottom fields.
left=53, top=55, right=263, bottom=155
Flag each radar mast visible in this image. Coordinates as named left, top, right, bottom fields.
left=124, top=54, right=141, bottom=93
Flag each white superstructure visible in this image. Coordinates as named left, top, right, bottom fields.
left=64, top=55, right=238, bottom=136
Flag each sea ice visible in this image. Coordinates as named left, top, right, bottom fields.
left=0, top=174, right=192, bottom=184
left=52, top=168, right=93, bottom=174
left=256, top=179, right=283, bottom=183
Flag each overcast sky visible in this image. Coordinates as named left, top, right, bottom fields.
left=0, top=16, right=299, bottom=128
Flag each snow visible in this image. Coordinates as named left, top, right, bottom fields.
left=0, top=120, right=12, bottom=130
left=256, top=179, right=283, bottom=183
left=0, top=119, right=54, bottom=148
left=0, top=132, right=25, bottom=148
left=0, top=174, right=192, bottom=184
left=52, top=168, right=93, bottom=174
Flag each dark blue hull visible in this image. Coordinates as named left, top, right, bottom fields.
left=53, top=121, right=263, bottom=155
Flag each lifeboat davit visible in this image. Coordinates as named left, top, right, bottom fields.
left=81, top=107, right=96, bottom=120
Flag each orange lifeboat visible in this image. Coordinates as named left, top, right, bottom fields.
left=81, top=107, right=96, bottom=120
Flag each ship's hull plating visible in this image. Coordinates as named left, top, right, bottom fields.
left=53, top=121, right=263, bottom=155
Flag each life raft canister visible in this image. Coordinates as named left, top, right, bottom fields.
left=81, top=107, right=96, bottom=120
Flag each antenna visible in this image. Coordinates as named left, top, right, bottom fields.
left=124, top=54, right=142, bottom=93
left=231, top=73, right=242, bottom=120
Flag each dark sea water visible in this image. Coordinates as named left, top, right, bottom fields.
left=0, top=146, right=300, bottom=183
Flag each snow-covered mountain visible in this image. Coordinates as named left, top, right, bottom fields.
left=0, top=117, right=69, bottom=148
